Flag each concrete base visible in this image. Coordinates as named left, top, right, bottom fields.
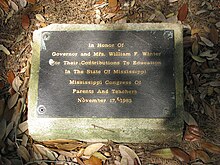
left=28, top=23, right=183, bottom=143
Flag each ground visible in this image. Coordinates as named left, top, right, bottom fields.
left=0, top=0, right=220, bottom=164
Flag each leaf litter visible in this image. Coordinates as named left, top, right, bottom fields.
left=0, top=0, right=220, bottom=164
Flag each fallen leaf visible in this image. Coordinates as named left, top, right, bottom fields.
left=209, top=81, right=220, bottom=87
left=194, top=150, right=210, bottom=163
left=18, top=121, right=28, bottom=134
left=17, top=145, right=30, bottom=162
left=12, top=76, right=22, bottom=92
left=0, top=44, right=10, bottom=55
left=192, top=41, right=199, bottom=55
left=108, top=0, right=117, bottom=8
left=27, top=0, right=36, bottom=4
left=0, top=118, right=6, bottom=141
left=56, top=150, right=75, bottom=158
left=21, top=133, right=29, bottom=147
left=199, top=50, right=213, bottom=58
left=84, top=156, right=102, bottom=165
left=0, top=0, right=9, bottom=12
left=21, top=14, right=30, bottom=30
left=19, top=0, right=27, bottom=8
left=7, top=70, right=15, bottom=85
left=216, top=22, right=220, bottom=28
left=210, top=25, right=219, bottom=44
left=34, top=144, right=56, bottom=160
left=188, top=125, right=203, bottom=137
left=201, top=141, right=220, bottom=154
left=42, top=139, right=78, bottom=145
left=169, top=0, right=178, bottom=3
left=76, top=157, right=85, bottom=165
left=10, top=1, right=18, bottom=12
left=148, top=14, right=156, bottom=21
left=130, top=0, right=135, bottom=7
left=177, top=3, right=188, bottom=21
left=151, top=148, right=174, bottom=159
left=171, top=147, right=190, bottom=163
left=183, top=111, right=198, bottom=126
left=195, top=10, right=207, bottom=15
left=192, top=55, right=206, bottom=63
left=0, top=99, right=5, bottom=118
left=155, top=10, right=166, bottom=22
left=35, top=13, right=45, bottom=22
left=7, top=93, right=19, bottom=109
left=119, top=145, right=141, bottom=165
left=5, top=10, right=14, bottom=24
left=55, top=143, right=84, bottom=151
left=120, top=157, right=128, bottom=165
left=92, top=152, right=107, bottom=161
left=200, top=36, right=214, bottom=47
left=84, top=143, right=105, bottom=156
left=5, top=121, right=14, bottom=139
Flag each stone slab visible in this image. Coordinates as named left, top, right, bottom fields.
left=28, top=23, right=183, bottom=143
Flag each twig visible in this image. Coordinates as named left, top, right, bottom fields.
left=91, top=124, right=115, bottom=133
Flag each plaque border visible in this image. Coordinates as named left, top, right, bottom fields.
left=28, top=23, right=183, bottom=142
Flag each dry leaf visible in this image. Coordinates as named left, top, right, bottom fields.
left=200, top=36, right=214, bottom=47
left=92, top=152, right=107, bottom=161
left=21, top=14, right=30, bottom=30
left=130, top=0, right=135, bottom=7
left=183, top=111, right=198, bottom=126
left=192, top=41, right=199, bottom=55
left=10, top=1, right=18, bottom=12
left=0, top=99, right=5, bottom=118
left=188, top=125, right=203, bottom=137
left=194, top=150, right=210, bottom=163
left=171, top=147, right=190, bottom=163
left=56, top=150, right=75, bottom=158
left=209, top=81, right=220, bottom=87
left=5, top=121, right=14, bottom=139
left=177, top=3, right=188, bottom=21
left=21, top=133, right=29, bottom=147
left=108, top=0, right=117, bottom=8
left=195, top=10, right=207, bottom=15
left=84, top=156, right=102, bottom=165
left=55, top=143, right=84, bottom=151
left=0, top=44, right=10, bottom=55
left=155, top=10, right=166, bottom=22
left=18, top=121, right=28, bottom=134
left=7, top=93, right=19, bottom=109
left=35, top=14, right=45, bottom=22
left=34, top=144, right=56, bottom=160
left=192, top=55, right=206, bottom=63
left=7, top=70, right=15, bottom=85
left=119, top=145, right=141, bottom=165
left=12, top=76, right=22, bottom=92
left=17, top=145, right=31, bottom=162
left=42, top=139, right=78, bottom=145
left=27, top=0, right=36, bottom=4
left=169, top=0, right=178, bottom=2
left=210, top=25, right=219, bottom=44
left=201, top=141, right=220, bottom=154
left=84, top=143, right=105, bottom=156
left=216, top=22, right=220, bottom=28
left=151, top=148, right=174, bottom=159
left=0, top=0, right=9, bottom=12
left=20, top=0, right=27, bottom=8
left=0, top=118, right=6, bottom=141
left=121, top=157, right=128, bottom=165
left=148, top=14, right=156, bottom=21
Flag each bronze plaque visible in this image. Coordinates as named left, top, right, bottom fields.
left=37, top=30, right=175, bottom=118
